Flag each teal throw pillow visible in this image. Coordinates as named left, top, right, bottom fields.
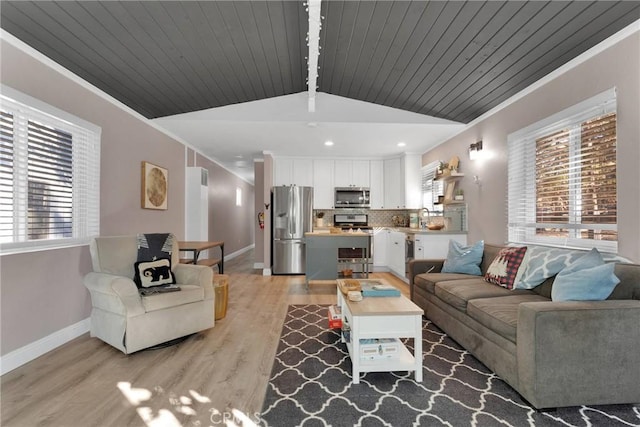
left=551, top=248, right=620, bottom=302
left=441, top=240, right=484, bottom=276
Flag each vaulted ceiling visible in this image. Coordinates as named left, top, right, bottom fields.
left=2, top=1, right=638, bottom=182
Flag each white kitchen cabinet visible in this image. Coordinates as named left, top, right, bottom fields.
left=383, top=154, right=422, bottom=209
left=372, top=228, right=388, bottom=270
left=383, top=158, right=404, bottom=208
left=387, top=231, right=406, bottom=278
left=273, top=158, right=293, bottom=186
left=351, top=160, right=370, bottom=187
left=334, top=160, right=370, bottom=187
left=313, top=159, right=334, bottom=209
left=274, top=158, right=313, bottom=186
left=293, top=159, right=313, bottom=186
left=369, top=160, right=384, bottom=209
left=414, top=233, right=467, bottom=259
left=404, top=154, right=422, bottom=209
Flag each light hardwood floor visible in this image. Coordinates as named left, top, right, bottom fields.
left=1, top=250, right=409, bottom=426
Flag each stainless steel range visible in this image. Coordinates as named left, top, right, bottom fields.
left=334, top=214, right=373, bottom=276
left=333, top=213, right=371, bottom=231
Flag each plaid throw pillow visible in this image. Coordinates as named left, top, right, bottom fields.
left=484, top=246, right=528, bottom=289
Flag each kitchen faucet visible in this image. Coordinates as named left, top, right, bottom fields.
left=421, top=208, right=430, bottom=228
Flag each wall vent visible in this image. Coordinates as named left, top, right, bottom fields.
left=201, top=168, right=208, bottom=187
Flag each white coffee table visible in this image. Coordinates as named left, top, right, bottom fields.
left=336, top=279, right=424, bottom=384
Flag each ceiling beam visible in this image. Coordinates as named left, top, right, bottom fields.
left=307, top=0, right=321, bottom=112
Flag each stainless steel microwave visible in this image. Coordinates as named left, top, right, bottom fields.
left=335, top=187, right=370, bottom=208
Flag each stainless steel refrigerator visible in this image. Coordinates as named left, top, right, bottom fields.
left=272, top=186, right=313, bottom=274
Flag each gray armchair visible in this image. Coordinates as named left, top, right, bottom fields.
left=83, top=234, right=214, bottom=353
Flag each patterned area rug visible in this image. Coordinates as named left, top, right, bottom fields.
left=260, top=305, right=640, bottom=427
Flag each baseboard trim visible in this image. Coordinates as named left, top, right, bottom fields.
left=263, top=268, right=272, bottom=276
left=1, top=317, right=90, bottom=375
left=253, top=262, right=264, bottom=269
left=225, top=244, right=254, bottom=261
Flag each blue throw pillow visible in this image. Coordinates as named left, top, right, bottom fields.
left=514, top=245, right=585, bottom=289
left=551, top=248, right=620, bottom=301
left=441, top=240, right=484, bottom=276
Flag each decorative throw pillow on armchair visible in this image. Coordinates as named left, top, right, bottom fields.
left=134, top=233, right=179, bottom=293
left=133, top=258, right=176, bottom=289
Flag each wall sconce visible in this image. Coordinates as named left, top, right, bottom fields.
left=469, top=140, right=483, bottom=160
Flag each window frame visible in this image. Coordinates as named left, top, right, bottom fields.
left=507, top=88, right=617, bottom=253
left=0, top=86, right=101, bottom=255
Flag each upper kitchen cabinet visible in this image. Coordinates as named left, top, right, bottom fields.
left=403, top=154, right=422, bottom=209
left=383, top=154, right=422, bottom=209
left=334, top=160, right=370, bottom=188
left=369, top=160, right=384, bottom=209
left=274, top=158, right=313, bottom=187
left=383, top=158, right=403, bottom=208
left=313, top=159, right=335, bottom=209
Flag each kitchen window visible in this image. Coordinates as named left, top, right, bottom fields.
left=0, top=87, right=101, bottom=254
left=421, top=161, right=443, bottom=213
left=507, top=89, right=617, bottom=252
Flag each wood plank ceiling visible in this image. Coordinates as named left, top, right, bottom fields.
left=1, top=1, right=638, bottom=123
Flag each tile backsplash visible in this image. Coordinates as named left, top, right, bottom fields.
left=313, top=207, right=466, bottom=231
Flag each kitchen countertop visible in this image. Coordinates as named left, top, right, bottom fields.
left=311, top=227, right=466, bottom=235
left=391, top=227, right=467, bottom=235
left=305, top=231, right=371, bottom=237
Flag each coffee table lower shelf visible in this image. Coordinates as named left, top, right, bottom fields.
left=343, top=339, right=418, bottom=375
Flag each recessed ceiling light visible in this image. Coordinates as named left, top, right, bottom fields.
left=324, top=141, right=334, bottom=146
left=397, top=142, right=406, bottom=147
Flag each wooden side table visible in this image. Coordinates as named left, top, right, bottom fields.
left=178, top=240, right=225, bottom=273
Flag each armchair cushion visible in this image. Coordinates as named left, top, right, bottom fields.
left=141, top=285, right=204, bottom=312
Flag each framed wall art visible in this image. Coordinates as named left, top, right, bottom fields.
left=141, top=161, right=168, bottom=210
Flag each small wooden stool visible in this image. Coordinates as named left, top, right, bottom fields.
left=212, top=274, right=229, bottom=320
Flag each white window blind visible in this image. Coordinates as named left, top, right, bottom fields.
left=507, top=89, right=617, bottom=252
left=0, top=87, right=101, bottom=254
left=421, top=160, right=443, bottom=212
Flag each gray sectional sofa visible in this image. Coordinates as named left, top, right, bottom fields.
left=408, top=243, right=640, bottom=409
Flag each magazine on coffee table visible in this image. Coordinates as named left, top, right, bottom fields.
left=360, top=281, right=400, bottom=297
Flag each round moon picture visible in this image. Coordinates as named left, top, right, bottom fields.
left=146, top=167, right=167, bottom=207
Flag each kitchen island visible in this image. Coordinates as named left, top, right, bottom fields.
left=304, top=231, right=371, bottom=284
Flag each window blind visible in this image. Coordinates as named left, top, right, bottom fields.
left=508, top=89, right=617, bottom=252
left=0, top=87, right=101, bottom=253
left=421, top=160, right=443, bottom=212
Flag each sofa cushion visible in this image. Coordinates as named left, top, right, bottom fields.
left=514, top=245, right=586, bottom=290
left=484, top=246, right=528, bottom=289
left=414, top=272, right=476, bottom=295
left=141, top=284, right=204, bottom=312
left=551, top=248, right=620, bottom=302
left=442, top=240, right=484, bottom=275
left=434, top=279, right=534, bottom=313
left=467, top=294, right=550, bottom=343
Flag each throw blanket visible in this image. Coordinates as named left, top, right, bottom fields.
left=137, top=233, right=175, bottom=261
